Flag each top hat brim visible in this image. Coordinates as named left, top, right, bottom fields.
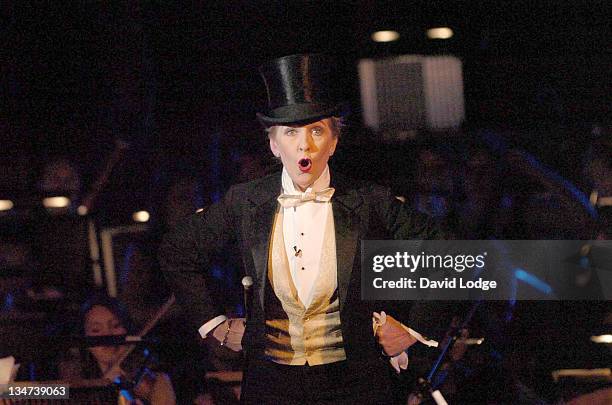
left=256, top=102, right=346, bottom=127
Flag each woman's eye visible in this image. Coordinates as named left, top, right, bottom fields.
left=285, top=128, right=297, bottom=136
left=312, top=127, right=323, bottom=136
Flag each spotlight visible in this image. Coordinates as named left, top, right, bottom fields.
left=427, top=27, right=454, bottom=40
left=42, top=196, right=70, bottom=208
left=132, top=210, right=150, bottom=223
left=591, top=334, right=612, bottom=344
left=598, top=196, right=612, bottom=207
left=372, top=30, right=400, bottom=43
left=77, top=205, right=89, bottom=216
left=459, top=337, right=485, bottom=345
left=552, top=368, right=611, bottom=382
left=0, top=200, right=14, bottom=211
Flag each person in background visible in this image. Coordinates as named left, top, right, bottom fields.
left=118, top=172, right=209, bottom=404
left=412, top=146, right=453, bottom=221
left=39, top=158, right=81, bottom=193
left=451, top=146, right=508, bottom=239
left=58, top=295, right=176, bottom=405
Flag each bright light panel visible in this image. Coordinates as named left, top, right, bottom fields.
left=427, top=27, right=454, bottom=40
left=372, top=30, right=400, bottom=43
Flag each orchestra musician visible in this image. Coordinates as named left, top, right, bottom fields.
left=58, top=295, right=176, bottom=405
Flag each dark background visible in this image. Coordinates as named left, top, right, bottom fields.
left=0, top=2, right=610, bottom=401
left=2, top=1, right=610, bottom=205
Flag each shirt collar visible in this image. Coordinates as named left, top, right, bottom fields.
left=281, top=165, right=331, bottom=195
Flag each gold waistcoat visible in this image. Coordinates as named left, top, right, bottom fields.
left=265, top=206, right=346, bottom=365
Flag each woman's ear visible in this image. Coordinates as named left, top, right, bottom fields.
left=269, top=136, right=281, bottom=158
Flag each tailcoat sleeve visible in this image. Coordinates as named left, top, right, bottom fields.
left=159, top=185, right=238, bottom=333
left=373, top=185, right=450, bottom=339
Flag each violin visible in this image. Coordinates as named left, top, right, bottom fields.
left=103, top=295, right=176, bottom=403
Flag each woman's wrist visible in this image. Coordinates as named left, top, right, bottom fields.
left=220, top=319, right=233, bottom=346
left=381, top=348, right=405, bottom=359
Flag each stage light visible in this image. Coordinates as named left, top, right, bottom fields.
left=43, top=196, right=70, bottom=208
left=514, top=268, right=553, bottom=295
left=591, top=334, right=612, bottom=344
left=552, top=368, right=611, bottom=382
left=590, top=190, right=598, bottom=206
left=372, top=30, right=400, bottom=43
left=195, top=208, right=204, bottom=213
left=132, top=210, right=150, bottom=223
left=459, top=337, right=485, bottom=345
left=77, top=205, right=88, bottom=216
left=427, top=27, right=453, bottom=40
left=598, top=196, right=612, bottom=207
left=0, top=200, right=14, bottom=211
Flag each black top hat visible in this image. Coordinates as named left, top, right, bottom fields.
left=256, top=54, right=346, bottom=127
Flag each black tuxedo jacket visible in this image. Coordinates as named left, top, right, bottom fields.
left=160, top=171, right=442, bottom=365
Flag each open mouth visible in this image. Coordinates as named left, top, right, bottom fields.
left=298, top=158, right=312, bottom=173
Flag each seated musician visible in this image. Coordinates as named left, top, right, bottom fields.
left=58, top=295, right=176, bottom=405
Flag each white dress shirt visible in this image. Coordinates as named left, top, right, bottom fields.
left=280, top=165, right=332, bottom=308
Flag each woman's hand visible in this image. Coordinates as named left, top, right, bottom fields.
left=375, top=313, right=417, bottom=357
left=211, top=318, right=246, bottom=352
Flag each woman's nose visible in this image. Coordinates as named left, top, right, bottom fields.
left=298, top=133, right=312, bottom=151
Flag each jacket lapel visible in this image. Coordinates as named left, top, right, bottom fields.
left=242, top=172, right=363, bottom=313
left=244, top=174, right=282, bottom=310
left=330, top=173, right=364, bottom=312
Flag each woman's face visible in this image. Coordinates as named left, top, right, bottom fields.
left=84, top=305, right=127, bottom=366
left=268, top=118, right=338, bottom=191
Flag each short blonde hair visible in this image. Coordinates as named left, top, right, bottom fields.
left=266, top=116, right=344, bottom=139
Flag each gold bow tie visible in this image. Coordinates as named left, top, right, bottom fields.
left=277, top=188, right=335, bottom=208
